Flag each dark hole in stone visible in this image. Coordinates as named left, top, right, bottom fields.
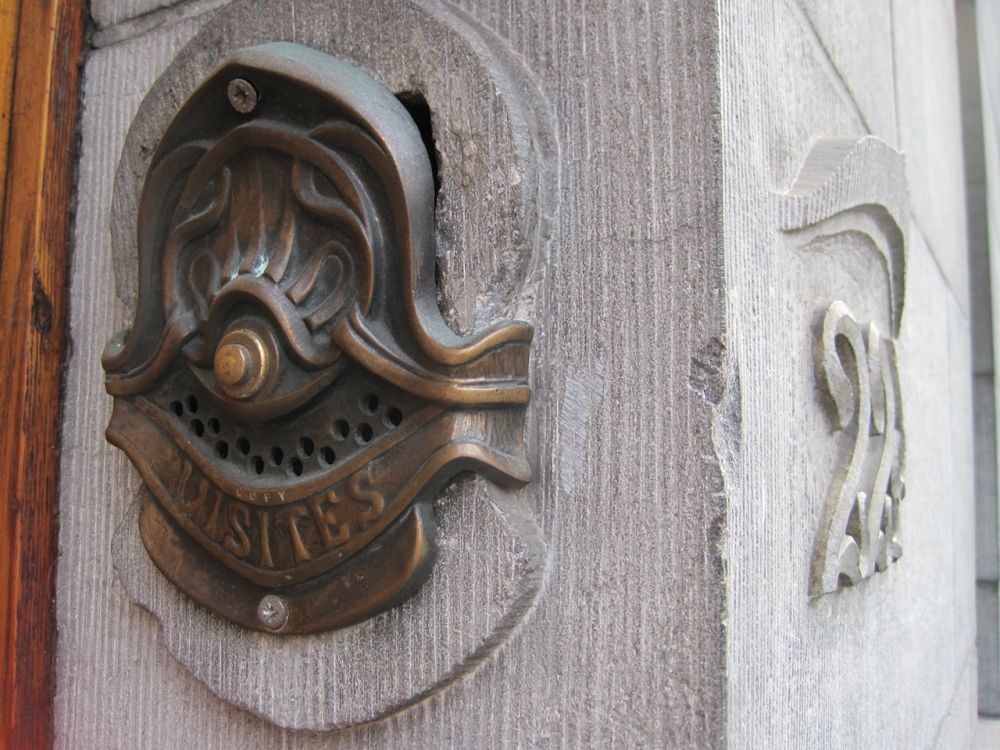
left=395, top=91, right=440, bottom=203
left=357, top=423, right=374, bottom=444
left=321, top=446, right=336, bottom=465
left=237, top=437, right=251, bottom=455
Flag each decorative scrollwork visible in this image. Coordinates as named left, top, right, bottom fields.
left=811, top=301, right=905, bottom=596
left=102, top=43, right=535, bottom=635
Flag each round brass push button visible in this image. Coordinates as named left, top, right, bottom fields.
left=216, top=343, right=252, bottom=386
left=214, top=329, right=271, bottom=400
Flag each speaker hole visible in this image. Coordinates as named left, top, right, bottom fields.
left=333, top=419, right=350, bottom=440
left=299, top=436, right=315, bottom=457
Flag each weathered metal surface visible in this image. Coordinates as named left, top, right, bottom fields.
left=102, top=42, right=533, bottom=635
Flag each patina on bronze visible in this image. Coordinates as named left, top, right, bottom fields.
left=102, top=43, right=533, bottom=635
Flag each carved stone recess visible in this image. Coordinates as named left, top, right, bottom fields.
left=778, top=136, right=908, bottom=598
left=108, top=0, right=557, bottom=731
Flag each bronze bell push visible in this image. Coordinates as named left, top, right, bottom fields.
left=103, top=43, right=534, bottom=634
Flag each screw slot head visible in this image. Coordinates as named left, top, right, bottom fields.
left=227, top=78, right=259, bottom=114
left=257, top=594, right=289, bottom=631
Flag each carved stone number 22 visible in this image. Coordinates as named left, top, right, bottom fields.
left=811, top=300, right=904, bottom=597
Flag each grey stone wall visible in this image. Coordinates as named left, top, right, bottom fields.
left=976, top=0, right=1000, bottom=720
left=55, top=0, right=979, bottom=747
left=959, top=0, right=1000, bottom=718
left=721, top=1, right=975, bottom=747
left=57, top=0, right=727, bottom=747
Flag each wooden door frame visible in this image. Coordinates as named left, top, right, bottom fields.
left=0, top=0, right=86, bottom=746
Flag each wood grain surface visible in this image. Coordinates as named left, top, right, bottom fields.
left=0, top=0, right=20, bottom=221
left=0, top=0, right=85, bottom=746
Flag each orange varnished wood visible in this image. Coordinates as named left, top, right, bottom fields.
left=0, top=0, right=85, bottom=746
left=0, top=0, right=21, bottom=220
